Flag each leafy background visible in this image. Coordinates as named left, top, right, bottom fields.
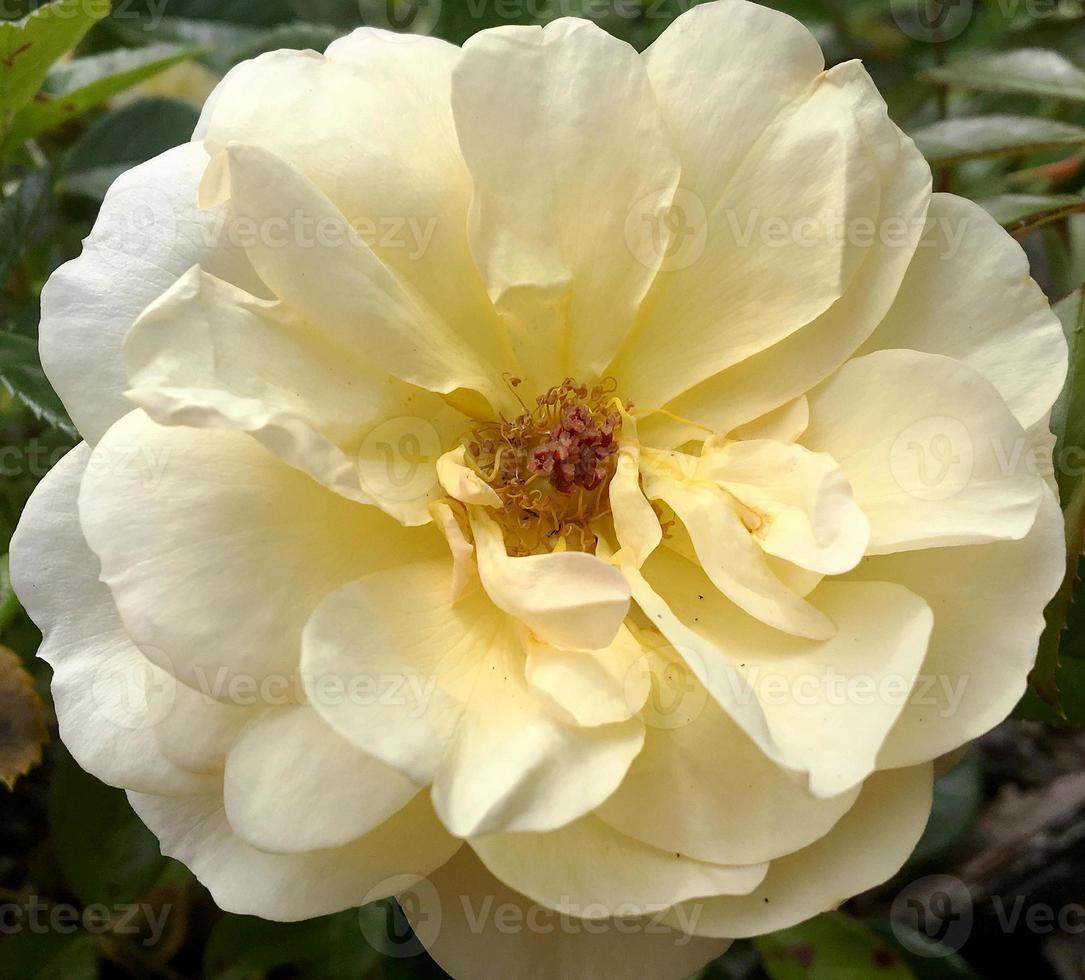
left=1, top=0, right=1085, bottom=977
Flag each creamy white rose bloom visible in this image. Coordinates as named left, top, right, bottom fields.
left=11, top=1, right=1068, bottom=977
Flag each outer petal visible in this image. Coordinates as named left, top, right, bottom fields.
left=803, top=350, right=1045, bottom=553
left=859, top=193, right=1067, bottom=429
left=79, top=411, right=441, bottom=695
left=614, top=58, right=883, bottom=407
left=125, top=266, right=464, bottom=526
left=10, top=445, right=216, bottom=795
left=596, top=694, right=860, bottom=866
left=644, top=62, right=930, bottom=446
left=645, top=549, right=933, bottom=797
left=301, top=560, right=645, bottom=838
left=403, top=847, right=731, bottom=980
left=451, top=18, right=680, bottom=386
left=196, top=33, right=510, bottom=377
left=222, top=706, right=421, bottom=854
left=850, top=487, right=1065, bottom=768
left=470, top=815, right=767, bottom=919
left=40, top=142, right=263, bottom=444
left=128, top=789, right=460, bottom=921
left=662, top=764, right=934, bottom=939
left=470, top=509, right=631, bottom=651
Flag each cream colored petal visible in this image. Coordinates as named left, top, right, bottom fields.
left=79, top=411, right=443, bottom=696
left=640, top=451, right=834, bottom=640
left=642, top=63, right=930, bottom=447
left=301, top=560, right=645, bottom=838
left=470, top=508, right=631, bottom=651
left=436, top=446, right=501, bottom=507
left=609, top=407, right=662, bottom=568
left=470, top=815, right=767, bottom=920
left=431, top=501, right=479, bottom=602
left=39, top=142, right=264, bottom=444
left=151, top=680, right=251, bottom=777
left=196, top=35, right=512, bottom=380
left=223, top=705, right=420, bottom=854
left=201, top=142, right=506, bottom=411
left=128, top=788, right=460, bottom=921
left=730, top=396, right=810, bottom=443
left=849, top=487, right=1065, bottom=769
left=125, top=266, right=465, bottom=526
left=403, top=846, right=731, bottom=980
left=524, top=625, right=649, bottom=728
left=596, top=690, right=859, bottom=866
left=614, top=59, right=883, bottom=408
left=647, top=547, right=933, bottom=797
left=662, top=764, right=934, bottom=939
left=696, top=439, right=870, bottom=575
left=10, top=444, right=216, bottom=795
left=803, top=350, right=1045, bottom=553
left=451, top=18, right=680, bottom=386
left=859, top=193, right=1067, bottom=429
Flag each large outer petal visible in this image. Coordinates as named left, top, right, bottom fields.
left=803, top=350, right=1045, bottom=553
left=450, top=18, right=680, bottom=387
left=79, top=411, right=442, bottom=695
left=858, top=193, right=1067, bottom=430
left=403, top=847, right=731, bottom=980
left=301, top=560, right=645, bottom=838
left=642, top=61, right=930, bottom=446
left=850, top=487, right=1065, bottom=768
left=469, top=815, right=767, bottom=919
left=40, top=142, right=263, bottom=444
left=195, top=31, right=511, bottom=378
left=663, top=764, right=934, bottom=939
left=128, top=789, right=460, bottom=921
left=10, top=445, right=219, bottom=795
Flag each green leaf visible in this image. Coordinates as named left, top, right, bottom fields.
left=755, top=912, right=916, bottom=980
left=49, top=749, right=181, bottom=906
left=975, top=193, right=1085, bottom=235
left=0, top=0, right=111, bottom=125
left=0, top=164, right=51, bottom=283
left=922, top=49, right=1085, bottom=102
left=6, top=42, right=201, bottom=142
left=204, top=909, right=381, bottom=980
left=0, top=553, right=19, bottom=634
left=0, top=930, right=98, bottom=980
left=907, top=754, right=983, bottom=868
left=0, top=331, right=74, bottom=436
left=911, top=114, right=1085, bottom=168
left=59, top=96, right=200, bottom=200
left=1022, top=286, right=1085, bottom=716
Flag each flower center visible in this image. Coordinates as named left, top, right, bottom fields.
left=465, top=378, right=624, bottom=556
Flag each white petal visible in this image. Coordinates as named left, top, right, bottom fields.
left=79, top=411, right=441, bottom=694
left=403, top=846, right=731, bottom=980
left=470, top=508, right=631, bottom=651
left=524, top=625, right=649, bottom=727
left=470, top=815, right=767, bottom=919
left=451, top=19, right=680, bottom=387
left=697, top=439, right=870, bottom=575
left=849, top=486, right=1065, bottom=768
left=128, top=788, right=460, bottom=921
left=596, top=691, right=859, bottom=866
left=436, top=446, right=501, bottom=507
left=804, top=349, right=1045, bottom=553
left=859, top=193, right=1067, bottom=429
left=301, top=560, right=645, bottom=837
left=40, top=142, right=263, bottom=444
left=10, top=445, right=216, bottom=795
left=662, top=764, right=933, bottom=939
left=223, top=706, right=420, bottom=853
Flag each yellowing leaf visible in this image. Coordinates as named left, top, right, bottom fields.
left=0, top=645, right=48, bottom=790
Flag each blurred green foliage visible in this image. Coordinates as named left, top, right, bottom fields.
left=2, top=0, right=1085, bottom=977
